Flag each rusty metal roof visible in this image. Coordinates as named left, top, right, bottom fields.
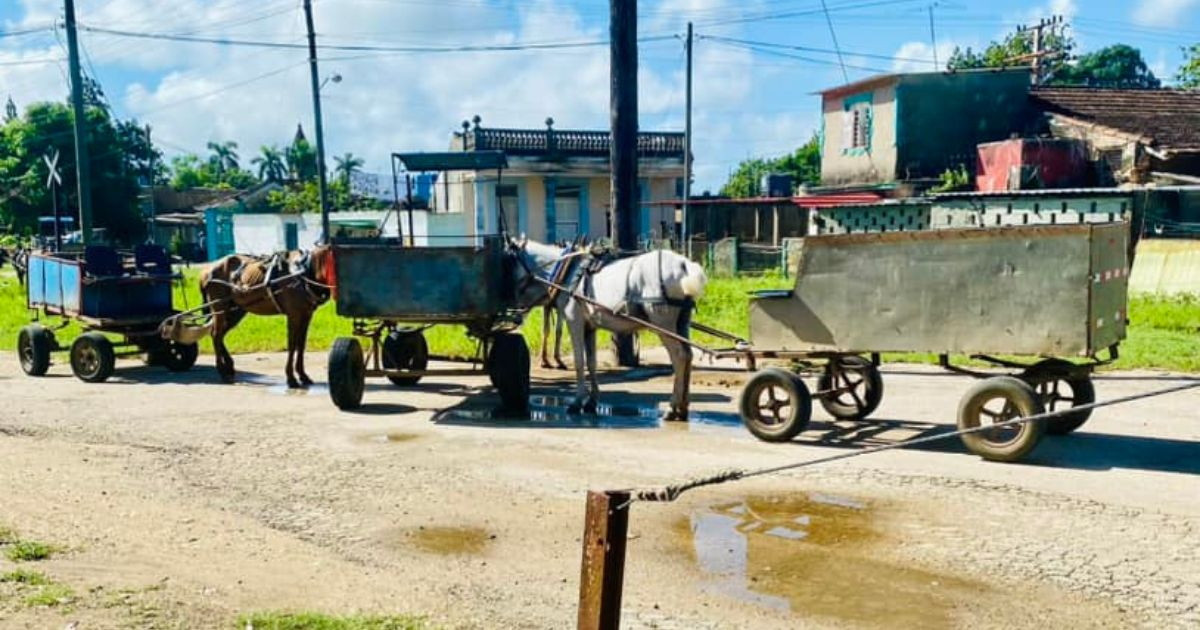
left=1031, top=87, right=1200, bottom=153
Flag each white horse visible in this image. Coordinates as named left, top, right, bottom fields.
left=512, top=239, right=708, bottom=421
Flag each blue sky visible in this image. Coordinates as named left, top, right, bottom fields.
left=3, top=0, right=1199, bottom=191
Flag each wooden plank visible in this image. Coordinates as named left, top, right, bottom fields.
left=578, top=490, right=630, bottom=630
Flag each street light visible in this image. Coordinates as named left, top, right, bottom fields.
left=320, top=72, right=342, bottom=91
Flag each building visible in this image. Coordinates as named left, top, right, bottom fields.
left=431, top=117, right=685, bottom=244
left=201, top=182, right=284, bottom=260
left=817, top=68, right=1033, bottom=188
left=1030, top=87, right=1200, bottom=184
left=230, top=210, right=428, bottom=256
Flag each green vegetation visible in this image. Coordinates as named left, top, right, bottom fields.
left=0, top=524, right=17, bottom=544
left=721, top=134, right=820, bottom=198
left=1177, top=44, right=1200, bottom=88
left=0, top=569, right=50, bottom=585
left=22, top=583, right=75, bottom=608
left=931, top=165, right=972, bottom=193
left=947, top=29, right=1160, bottom=89
left=239, top=611, right=430, bottom=630
left=6, top=540, right=57, bottom=562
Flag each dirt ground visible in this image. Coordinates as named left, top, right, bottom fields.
left=0, top=348, right=1197, bottom=630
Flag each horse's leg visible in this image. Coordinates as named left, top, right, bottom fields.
left=583, top=324, right=599, bottom=414
left=554, top=305, right=568, bottom=370
left=284, top=313, right=300, bottom=388
left=295, top=309, right=314, bottom=386
left=658, top=307, right=693, bottom=422
left=540, top=304, right=553, bottom=369
left=211, top=309, right=234, bottom=383
left=565, top=305, right=589, bottom=414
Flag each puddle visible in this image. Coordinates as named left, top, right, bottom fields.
left=679, top=494, right=988, bottom=629
left=406, top=526, right=492, bottom=555
left=438, top=394, right=744, bottom=431
left=356, top=432, right=420, bottom=444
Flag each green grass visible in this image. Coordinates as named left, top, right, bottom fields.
left=3, top=267, right=1199, bottom=372
left=0, top=569, right=50, bottom=585
left=5, top=540, right=56, bottom=562
left=239, top=611, right=430, bottom=630
left=0, top=524, right=17, bottom=544
left=22, top=583, right=74, bottom=608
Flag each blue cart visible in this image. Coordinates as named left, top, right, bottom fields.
left=18, top=245, right=200, bottom=383
left=325, top=151, right=531, bottom=412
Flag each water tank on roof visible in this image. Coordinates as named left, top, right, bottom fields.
left=761, top=173, right=793, bottom=198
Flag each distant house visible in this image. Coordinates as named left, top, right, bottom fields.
left=432, top=117, right=685, bottom=244
left=817, top=69, right=1033, bottom=188
left=1030, top=87, right=1200, bottom=184
left=200, top=182, right=283, bottom=260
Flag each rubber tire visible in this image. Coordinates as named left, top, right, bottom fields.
left=382, top=330, right=428, bottom=387
left=18, top=324, right=52, bottom=377
left=487, top=333, right=531, bottom=412
left=817, top=355, right=884, bottom=420
left=957, top=376, right=1045, bottom=463
left=160, top=341, right=199, bottom=372
left=1023, top=359, right=1096, bottom=436
left=328, top=337, right=365, bottom=410
left=739, top=368, right=814, bottom=443
left=70, top=333, right=116, bottom=383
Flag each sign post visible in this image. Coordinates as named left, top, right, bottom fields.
left=44, top=150, right=63, bottom=251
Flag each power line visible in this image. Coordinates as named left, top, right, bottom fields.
left=0, top=25, right=54, bottom=38
left=699, top=35, right=939, bottom=66
left=818, top=0, right=850, bottom=83
left=696, top=0, right=925, bottom=28
left=704, top=38, right=893, bottom=74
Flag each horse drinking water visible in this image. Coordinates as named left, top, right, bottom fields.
left=513, top=240, right=707, bottom=421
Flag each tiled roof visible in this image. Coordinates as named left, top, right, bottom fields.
left=465, top=127, right=684, bottom=158
left=1031, top=87, right=1200, bottom=153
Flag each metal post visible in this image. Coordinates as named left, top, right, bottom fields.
left=63, top=0, right=93, bottom=246
left=391, top=154, right=403, bottom=243
left=682, top=22, right=693, bottom=260
left=405, top=174, right=415, bottom=247
left=577, top=490, right=630, bottom=630
left=51, top=182, right=62, bottom=252
left=610, top=0, right=639, bottom=367
left=302, top=0, right=332, bottom=244
left=145, top=124, right=155, bottom=243
left=928, top=4, right=939, bottom=69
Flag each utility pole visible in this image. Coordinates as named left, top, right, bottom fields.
left=303, top=0, right=332, bottom=244
left=1017, top=15, right=1065, bottom=85
left=143, top=124, right=156, bottom=243
left=63, top=0, right=93, bottom=246
left=610, top=0, right=639, bottom=367
left=682, top=22, right=693, bottom=259
left=928, top=3, right=939, bottom=69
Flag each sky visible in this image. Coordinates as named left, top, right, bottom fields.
left=3, top=0, right=1200, bottom=192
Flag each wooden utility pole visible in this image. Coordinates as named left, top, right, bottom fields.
left=610, top=0, right=639, bottom=367
left=63, top=0, right=93, bottom=246
left=1016, top=15, right=1065, bottom=85
left=682, top=22, right=693, bottom=257
left=303, top=0, right=332, bottom=244
left=577, top=491, right=631, bottom=630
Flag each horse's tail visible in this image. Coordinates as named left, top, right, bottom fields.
left=679, top=260, right=708, bottom=299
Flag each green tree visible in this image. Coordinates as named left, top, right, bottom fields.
left=1176, top=44, right=1200, bottom=88
left=286, top=138, right=318, bottom=182
left=948, top=29, right=1073, bottom=72
left=333, top=152, right=364, bottom=186
left=0, top=101, right=154, bottom=242
left=1052, top=44, right=1160, bottom=88
left=206, top=140, right=240, bottom=177
left=720, top=134, right=821, bottom=198
left=251, top=145, right=287, bottom=182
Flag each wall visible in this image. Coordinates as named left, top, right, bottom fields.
left=895, top=70, right=1032, bottom=180
left=820, top=82, right=899, bottom=186
left=234, top=211, right=430, bottom=254
left=1129, top=239, right=1200, bottom=294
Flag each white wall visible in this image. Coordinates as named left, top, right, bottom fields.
left=233, top=211, right=430, bottom=254
left=232, top=214, right=287, bottom=256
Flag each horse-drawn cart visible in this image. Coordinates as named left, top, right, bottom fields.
left=324, top=151, right=531, bottom=412
left=729, top=220, right=1130, bottom=462
left=17, top=245, right=202, bottom=382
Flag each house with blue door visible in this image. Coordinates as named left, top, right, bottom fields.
left=430, top=117, right=686, bottom=244
left=818, top=68, right=1033, bottom=188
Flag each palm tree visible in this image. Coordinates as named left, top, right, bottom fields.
left=251, top=145, right=287, bottom=182
left=206, top=140, right=240, bottom=176
left=334, top=152, right=364, bottom=185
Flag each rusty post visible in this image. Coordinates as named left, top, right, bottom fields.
left=578, top=490, right=631, bottom=630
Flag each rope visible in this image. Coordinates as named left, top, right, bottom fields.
left=627, top=380, right=1200, bottom=506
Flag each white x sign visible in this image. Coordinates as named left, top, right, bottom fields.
left=44, top=150, right=62, bottom=189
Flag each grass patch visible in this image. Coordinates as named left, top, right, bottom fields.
left=239, top=611, right=430, bottom=630
left=5, top=540, right=56, bottom=562
left=22, top=583, right=74, bottom=608
left=0, top=524, right=17, bottom=544
left=0, top=569, right=50, bottom=585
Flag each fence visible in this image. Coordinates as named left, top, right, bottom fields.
left=704, top=237, right=805, bottom=277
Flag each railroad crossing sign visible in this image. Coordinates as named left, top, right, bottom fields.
left=44, top=150, right=62, bottom=189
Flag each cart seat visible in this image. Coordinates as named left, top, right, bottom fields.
left=84, top=245, right=124, bottom=279
left=134, top=244, right=172, bottom=275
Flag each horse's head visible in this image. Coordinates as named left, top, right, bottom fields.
left=508, top=237, right=567, bottom=309
left=290, top=245, right=334, bottom=304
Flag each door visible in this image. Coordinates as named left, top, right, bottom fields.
left=497, top=185, right=520, bottom=235
left=285, top=222, right=299, bottom=251
left=555, top=185, right=582, bottom=242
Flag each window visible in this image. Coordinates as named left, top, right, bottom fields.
left=555, top=185, right=582, bottom=241
left=497, top=185, right=519, bottom=233
left=843, top=95, right=872, bottom=153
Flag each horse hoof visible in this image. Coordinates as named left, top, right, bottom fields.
left=583, top=399, right=598, bottom=415
left=662, top=410, right=688, bottom=423
left=555, top=362, right=569, bottom=371
left=299, top=375, right=314, bottom=387
left=540, top=361, right=553, bottom=370
left=567, top=402, right=584, bottom=415
left=219, top=373, right=235, bottom=384
left=287, top=380, right=303, bottom=389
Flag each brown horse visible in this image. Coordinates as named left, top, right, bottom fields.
left=199, top=247, right=332, bottom=388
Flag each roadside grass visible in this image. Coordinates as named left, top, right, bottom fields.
left=0, top=569, right=50, bottom=585
left=5, top=540, right=57, bottom=562
left=21, top=582, right=75, bottom=608
left=0, top=524, right=17, bottom=544
left=239, top=611, right=431, bottom=630
left=1, top=267, right=1198, bottom=372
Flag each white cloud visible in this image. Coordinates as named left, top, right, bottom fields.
left=890, top=41, right=960, bottom=73
left=1132, top=0, right=1200, bottom=27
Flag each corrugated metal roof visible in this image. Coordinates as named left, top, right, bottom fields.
left=931, top=188, right=1134, bottom=200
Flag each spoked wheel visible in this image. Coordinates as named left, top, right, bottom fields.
left=1022, top=359, right=1096, bottom=436
left=70, top=333, right=116, bottom=383
left=18, top=324, right=53, bottom=377
left=817, top=355, right=884, bottom=420
left=957, top=376, right=1045, bottom=462
left=148, top=341, right=199, bottom=372
left=738, top=368, right=813, bottom=443
left=382, top=329, right=428, bottom=387
left=328, top=337, right=365, bottom=410
left=486, top=333, right=531, bottom=413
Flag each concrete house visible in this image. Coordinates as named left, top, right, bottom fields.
left=430, top=117, right=685, bottom=244
left=818, top=69, right=1033, bottom=188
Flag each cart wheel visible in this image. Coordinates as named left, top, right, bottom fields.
left=487, top=333, right=530, bottom=412
left=70, top=333, right=116, bottom=383
left=1023, top=359, right=1096, bottom=436
left=957, top=376, right=1045, bottom=463
left=18, top=324, right=53, bottom=377
left=382, top=330, right=428, bottom=387
left=817, top=355, right=884, bottom=421
left=739, top=368, right=813, bottom=443
left=158, top=341, right=199, bottom=372
left=328, top=337, right=365, bottom=410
